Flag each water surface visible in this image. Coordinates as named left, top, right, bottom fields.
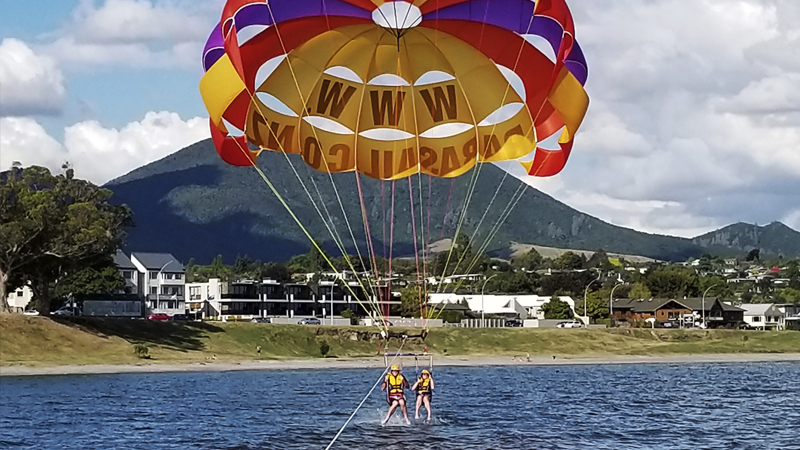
left=2, top=362, right=799, bottom=449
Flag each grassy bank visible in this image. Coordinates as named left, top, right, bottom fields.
left=2, top=314, right=799, bottom=367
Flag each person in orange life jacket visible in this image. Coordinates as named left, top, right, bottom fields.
left=381, top=364, right=411, bottom=425
left=411, top=369, right=435, bottom=421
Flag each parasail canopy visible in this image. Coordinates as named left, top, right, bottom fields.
left=200, top=0, right=589, bottom=179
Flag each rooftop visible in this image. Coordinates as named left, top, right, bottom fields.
left=130, top=252, right=184, bottom=272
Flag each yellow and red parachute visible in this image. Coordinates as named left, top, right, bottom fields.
left=200, top=0, right=588, bottom=180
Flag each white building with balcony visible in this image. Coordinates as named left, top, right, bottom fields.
left=740, top=303, right=785, bottom=330
left=131, top=252, right=185, bottom=315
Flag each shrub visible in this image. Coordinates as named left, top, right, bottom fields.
left=133, top=344, right=150, bottom=359
left=319, top=340, right=330, bottom=357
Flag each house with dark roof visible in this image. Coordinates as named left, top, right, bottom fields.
left=130, top=252, right=185, bottom=315
left=112, top=250, right=138, bottom=295
left=612, top=297, right=744, bottom=328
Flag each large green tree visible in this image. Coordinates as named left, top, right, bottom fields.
left=542, top=295, right=572, bottom=320
left=553, top=251, right=585, bottom=270
left=55, top=264, right=126, bottom=299
left=644, top=266, right=700, bottom=298
left=575, top=290, right=609, bottom=321
left=0, top=166, right=132, bottom=314
left=400, top=285, right=428, bottom=318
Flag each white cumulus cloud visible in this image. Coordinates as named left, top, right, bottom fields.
left=43, top=0, right=219, bottom=70
left=0, top=39, right=66, bottom=116
left=0, top=112, right=209, bottom=184
left=526, top=0, right=800, bottom=237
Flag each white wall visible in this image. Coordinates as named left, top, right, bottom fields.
left=6, top=286, right=33, bottom=312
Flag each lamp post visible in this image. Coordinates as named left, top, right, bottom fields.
left=157, top=260, right=174, bottom=312
left=583, top=270, right=602, bottom=326
left=702, top=283, right=719, bottom=329
left=609, top=281, right=624, bottom=328
left=481, top=273, right=498, bottom=328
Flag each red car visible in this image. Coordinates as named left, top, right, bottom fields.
left=147, top=314, right=170, bottom=321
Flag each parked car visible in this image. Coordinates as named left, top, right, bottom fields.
left=661, top=321, right=679, bottom=328
left=22, top=310, right=40, bottom=316
left=171, top=314, right=192, bottom=321
left=505, top=320, right=523, bottom=327
left=373, top=319, right=394, bottom=327
left=298, top=318, right=322, bottom=325
left=251, top=318, right=270, bottom=324
left=52, top=306, right=80, bottom=317
left=556, top=321, right=583, bottom=328
left=147, top=313, right=170, bottom=321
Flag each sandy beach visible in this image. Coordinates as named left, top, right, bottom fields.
left=2, top=353, right=799, bottom=377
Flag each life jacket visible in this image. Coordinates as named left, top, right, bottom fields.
left=416, top=376, right=432, bottom=394
left=387, top=373, right=405, bottom=395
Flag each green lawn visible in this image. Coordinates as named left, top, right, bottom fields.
left=2, top=314, right=799, bottom=367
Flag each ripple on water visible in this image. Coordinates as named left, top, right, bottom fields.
left=1, top=362, right=799, bottom=450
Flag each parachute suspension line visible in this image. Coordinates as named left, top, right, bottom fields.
left=263, top=3, right=379, bottom=306
left=355, top=172, right=390, bottom=332
left=381, top=180, right=387, bottom=319
left=248, top=102, right=378, bottom=318
left=417, top=173, right=429, bottom=324
left=435, top=157, right=485, bottom=294
left=324, top=339, right=407, bottom=450
left=425, top=175, right=433, bottom=280
left=407, top=176, right=423, bottom=327
left=434, top=6, right=536, bottom=294
left=439, top=179, right=455, bottom=241
left=228, top=140, right=376, bottom=319
left=434, top=182, right=529, bottom=312
left=388, top=180, right=397, bottom=319
left=446, top=170, right=510, bottom=280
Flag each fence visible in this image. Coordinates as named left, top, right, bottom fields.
left=460, top=318, right=506, bottom=328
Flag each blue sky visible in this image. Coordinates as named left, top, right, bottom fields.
left=0, top=0, right=209, bottom=134
left=1, top=0, right=799, bottom=238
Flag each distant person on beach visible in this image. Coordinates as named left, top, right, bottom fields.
left=411, top=369, right=435, bottom=422
left=381, top=364, right=411, bottom=425
left=256, top=345, right=261, bottom=355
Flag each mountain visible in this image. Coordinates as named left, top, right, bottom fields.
left=106, top=139, right=710, bottom=264
left=692, top=222, right=800, bottom=259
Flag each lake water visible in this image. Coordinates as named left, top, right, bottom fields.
left=2, top=361, right=799, bottom=449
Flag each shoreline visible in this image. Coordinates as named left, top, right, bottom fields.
left=2, top=353, right=799, bottom=377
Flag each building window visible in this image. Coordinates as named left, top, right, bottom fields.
left=175, top=273, right=183, bottom=280
left=16, top=291, right=23, bottom=297
left=149, top=271, right=158, bottom=280
left=752, top=316, right=761, bottom=322
left=150, top=287, right=158, bottom=295
left=122, top=270, right=133, bottom=279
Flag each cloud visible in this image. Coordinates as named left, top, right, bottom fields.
left=42, top=0, right=219, bottom=70
left=0, top=39, right=66, bottom=116
left=0, top=111, right=210, bottom=184
left=70, top=0, right=211, bottom=45
left=525, top=0, right=800, bottom=237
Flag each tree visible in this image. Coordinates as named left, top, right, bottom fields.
left=554, top=251, right=584, bottom=270
left=55, top=264, right=126, bottom=298
left=745, top=248, right=760, bottom=262
left=644, top=266, right=699, bottom=298
left=514, top=248, right=544, bottom=271
left=629, top=282, right=652, bottom=299
left=1, top=166, right=132, bottom=314
left=400, top=285, right=428, bottom=318
left=586, top=249, right=611, bottom=270
left=542, top=295, right=572, bottom=320
left=575, top=290, right=609, bottom=321
left=699, top=276, right=735, bottom=299
left=777, top=288, right=800, bottom=304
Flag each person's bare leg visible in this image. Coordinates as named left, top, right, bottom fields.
left=415, top=395, right=422, bottom=419
left=382, top=401, right=398, bottom=425
left=423, top=395, right=432, bottom=421
left=399, top=398, right=411, bottom=424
